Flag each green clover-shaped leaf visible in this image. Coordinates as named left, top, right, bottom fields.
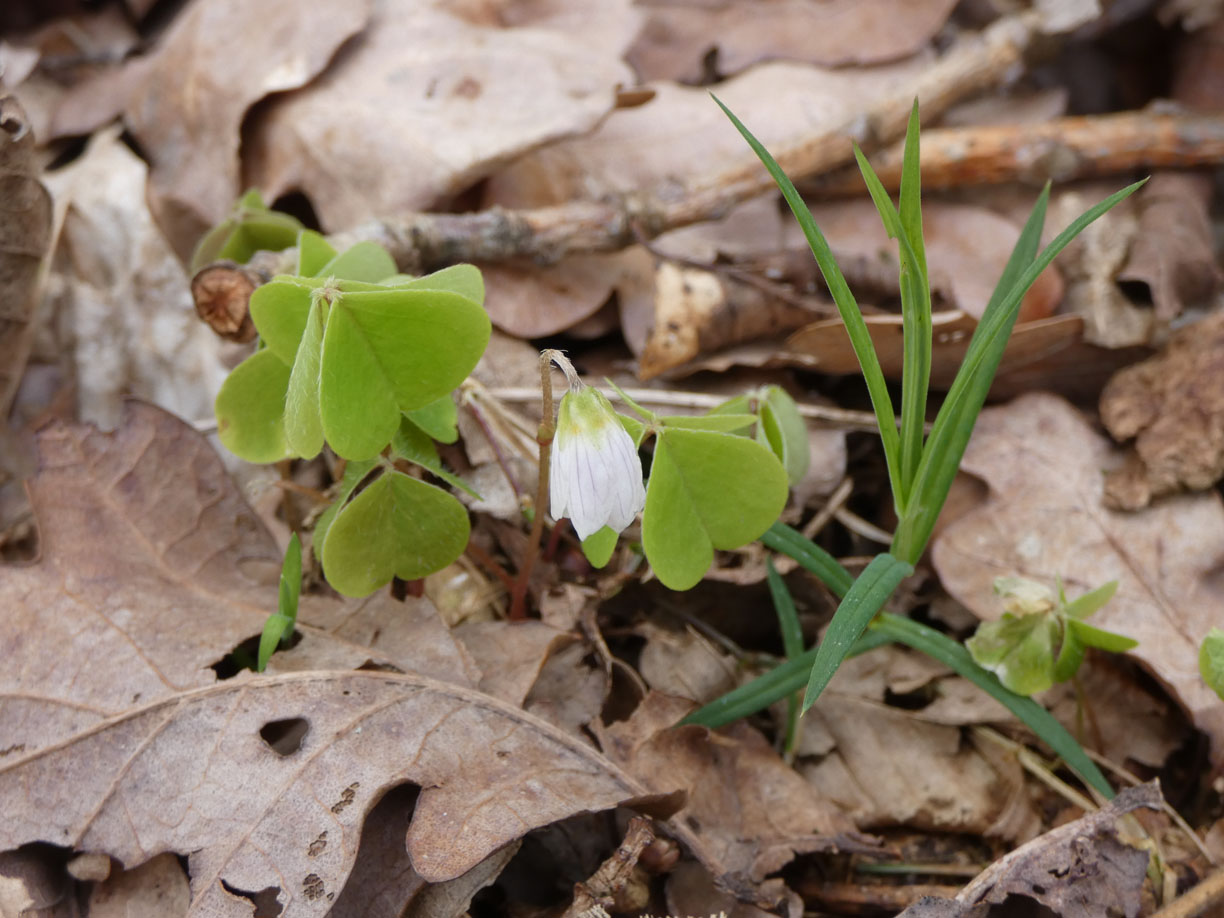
left=966, top=612, right=1059, bottom=696
left=190, top=189, right=304, bottom=273
left=641, top=427, right=788, bottom=589
left=214, top=347, right=292, bottom=463
left=320, top=469, right=470, bottom=596
left=1202, top=628, right=1224, bottom=701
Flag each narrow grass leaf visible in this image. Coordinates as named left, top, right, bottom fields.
left=802, top=553, right=913, bottom=712
left=767, top=558, right=804, bottom=755
left=760, top=523, right=854, bottom=596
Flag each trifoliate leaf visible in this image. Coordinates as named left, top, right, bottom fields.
left=282, top=293, right=327, bottom=458
left=317, top=240, right=397, bottom=283
left=296, top=229, right=337, bottom=276
left=406, top=395, right=459, bottom=444
left=312, top=459, right=377, bottom=564
left=1202, top=628, right=1224, bottom=701
left=966, top=612, right=1059, bottom=696
left=660, top=413, right=757, bottom=434
left=1066, top=618, right=1138, bottom=653
left=758, top=385, right=810, bottom=485
left=392, top=418, right=479, bottom=499
left=190, top=189, right=304, bottom=273
left=641, top=427, right=788, bottom=590
left=320, top=469, right=470, bottom=597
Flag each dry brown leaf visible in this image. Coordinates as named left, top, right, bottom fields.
left=636, top=622, right=739, bottom=705
left=0, top=93, right=52, bottom=418
left=625, top=0, right=957, bottom=82
left=931, top=392, right=1224, bottom=768
left=1116, top=173, right=1221, bottom=321
left=0, top=401, right=479, bottom=761
left=1100, top=310, right=1224, bottom=509
left=523, top=640, right=609, bottom=738
left=594, top=693, right=863, bottom=904
left=897, top=782, right=1162, bottom=918
left=88, top=854, right=190, bottom=918
left=0, top=848, right=77, bottom=918
left=0, top=670, right=672, bottom=916
left=455, top=620, right=575, bottom=706
left=797, top=694, right=1040, bottom=839
left=122, top=0, right=372, bottom=257
left=39, top=129, right=228, bottom=428
left=245, top=0, right=638, bottom=232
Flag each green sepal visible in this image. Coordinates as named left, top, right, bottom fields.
left=581, top=526, right=618, bottom=568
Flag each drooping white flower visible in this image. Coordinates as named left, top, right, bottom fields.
left=549, top=384, right=645, bottom=541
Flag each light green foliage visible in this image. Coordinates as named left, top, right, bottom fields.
left=966, top=578, right=1133, bottom=695
left=1200, top=628, right=1224, bottom=700
left=190, top=189, right=304, bottom=273
left=320, top=470, right=470, bottom=596
left=581, top=527, right=618, bottom=567
left=213, top=224, right=490, bottom=598
left=641, top=427, right=788, bottom=589
left=258, top=533, right=302, bottom=671
left=715, top=386, right=810, bottom=485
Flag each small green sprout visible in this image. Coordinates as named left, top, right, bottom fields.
left=966, top=577, right=1136, bottom=695
left=258, top=533, right=302, bottom=672
left=1201, top=627, right=1224, bottom=701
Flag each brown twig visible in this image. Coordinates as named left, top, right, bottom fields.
left=1151, top=867, right=1224, bottom=918
left=802, top=109, right=1224, bottom=198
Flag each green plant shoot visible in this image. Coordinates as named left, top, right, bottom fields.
left=257, top=533, right=302, bottom=672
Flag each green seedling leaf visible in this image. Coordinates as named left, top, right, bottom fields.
left=1201, top=628, right=1224, bottom=701
left=214, top=348, right=292, bottom=463
left=406, top=395, right=460, bottom=444
left=581, top=526, right=618, bottom=568
left=1063, top=580, right=1118, bottom=619
left=321, top=469, right=470, bottom=596
left=761, top=522, right=854, bottom=597
left=758, top=386, right=809, bottom=485
left=296, top=230, right=338, bottom=276
left=318, top=241, right=398, bottom=283
left=1065, top=619, right=1138, bottom=653
left=766, top=558, right=804, bottom=756
left=660, top=413, right=757, bottom=434
left=604, top=380, right=658, bottom=424
left=711, top=394, right=751, bottom=415
left=392, top=417, right=479, bottom=498
left=320, top=288, right=490, bottom=459
left=283, top=292, right=327, bottom=458
left=312, top=459, right=378, bottom=562
left=190, top=189, right=304, bottom=273
left=641, top=427, right=788, bottom=590
left=257, top=533, right=302, bottom=671
left=249, top=278, right=314, bottom=364
left=1052, top=624, right=1085, bottom=684
left=803, top=553, right=912, bottom=711
left=966, top=612, right=1059, bottom=696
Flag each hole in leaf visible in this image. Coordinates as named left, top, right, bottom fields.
left=259, top=718, right=309, bottom=756
left=355, top=659, right=405, bottom=674
left=220, top=880, right=284, bottom=917
left=210, top=630, right=303, bottom=679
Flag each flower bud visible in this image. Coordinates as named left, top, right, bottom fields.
left=549, top=385, right=645, bottom=541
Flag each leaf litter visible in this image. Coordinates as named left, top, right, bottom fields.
left=4, top=1, right=1224, bottom=916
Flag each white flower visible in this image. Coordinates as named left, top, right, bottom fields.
left=549, top=385, right=645, bottom=540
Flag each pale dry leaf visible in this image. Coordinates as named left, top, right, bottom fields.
left=931, top=392, right=1224, bottom=768
left=0, top=92, right=52, bottom=418
left=0, top=848, right=75, bottom=918
left=523, top=640, right=609, bottom=738
left=0, top=401, right=472, bottom=761
left=625, top=0, right=957, bottom=82
left=594, top=693, right=863, bottom=902
left=122, top=0, right=373, bottom=256
left=0, top=670, right=672, bottom=917
left=245, top=0, right=638, bottom=231
left=636, top=622, right=739, bottom=705
left=484, top=58, right=932, bottom=210
left=39, top=129, right=227, bottom=429
left=1099, top=308, right=1224, bottom=509
left=88, top=854, right=190, bottom=918
left=455, top=620, right=575, bottom=706
left=897, top=782, right=1162, bottom=918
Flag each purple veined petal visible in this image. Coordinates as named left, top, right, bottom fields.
left=549, top=437, right=571, bottom=520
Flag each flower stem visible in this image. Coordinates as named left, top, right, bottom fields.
left=508, top=350, right=562, bottom=620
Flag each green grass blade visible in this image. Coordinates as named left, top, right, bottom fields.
left=713, top=95, right=903, bottom=502
left=802, top=553, right=913, bottom=712
left=872, top=612, right=1114, bottom=798
left=258, top=532, right=302, bottom=671
left=891, top=179, right=1145, bottom=563
left=761, top=522, right=853, bottom=596
left=767, top=558, right=804, bottom=756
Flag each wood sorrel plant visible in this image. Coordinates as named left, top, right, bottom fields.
left=674, top=98, right=1146, bottom=800
left=213, top=228, right=490, bottom=597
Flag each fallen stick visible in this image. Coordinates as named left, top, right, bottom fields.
left=803, top=109, right=1224, bottom=197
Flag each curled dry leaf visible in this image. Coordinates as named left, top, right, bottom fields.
left=1116, top=173, right=1221, bottom=321
left=1099, top=309, right=1224, bottom=509
left=897, top=782, right=1163, bottom=918
left=0, top=92, right=52, bottom=418
left=0, top=401, right=476, bottom=760
left=0, top=670, right=673, bottom=916
left=931, top=392, right=1224, bottom=769
left=88, top=854, right=190, bottom=918
left=625, top=0, right=958, bottom=82
left=246, top=0, right=638, bottom=232
left=122, top=0, right=373, bottom=257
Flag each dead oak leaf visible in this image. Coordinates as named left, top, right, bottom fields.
left=244, top=0, right=638, bottom=231
left=931, top=392, right=1224, bottom=768
left=0, top=670, right=671, bottom=917
left=0, top=401, right=475, bottom=761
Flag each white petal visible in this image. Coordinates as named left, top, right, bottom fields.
left=549, top=438, right=570, bottom=520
